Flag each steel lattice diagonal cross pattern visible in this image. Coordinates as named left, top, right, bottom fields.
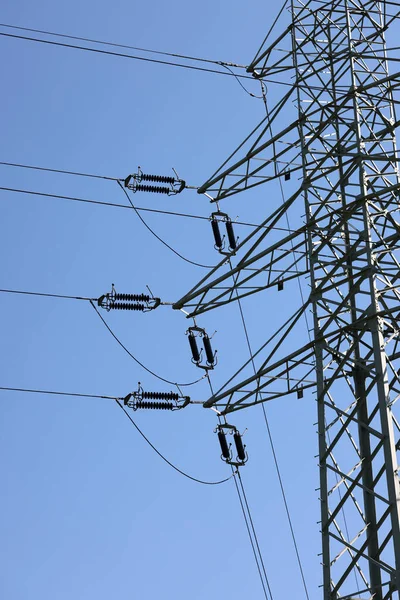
left=174, top=1, right=400, bottom=598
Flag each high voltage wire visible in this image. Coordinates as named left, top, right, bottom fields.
left=90, top=301, right=206, bottom=387
left=0, top=385, right=231, bottom=485
left=0, top=289, right=204, bottom=387
left=115, top=400, right=234, bottom=485
left=0, top=23, right=247, bottom=69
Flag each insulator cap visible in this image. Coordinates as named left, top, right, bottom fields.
left=136, top=400, right=174, bottom=410
left=234, top=432, right=246, bottom=462
left=115, top=293, right=150, bottom=302
left=110, top=302, right=145, bottom=311
left=188, top=332, right=200, bottom=363
left=225, top=220, right=237, bottom=250
left=141, top=173, right=175, bottom=184
left=218, top=430, right=230, bottom=459
left=203, top=335, right=215, bottom=365
left=142, top=391, right=179, bottom=401
left=136, top=184, right=170, bottom=194
left=211, top=218, right=223, bottom=249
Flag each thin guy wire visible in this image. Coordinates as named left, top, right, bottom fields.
left=205, top=372, right=272, bottom=599
left=115, top=399, right=233, bottom=485
left=0, top=179, right=292, bottom=232
left=0, top=160, right=118, bottom=181
left=0, top=22, right=247, bottom=69
left=90, top=301, right=205, bottom=388
left=117, top=181, right=214, bottom=269
left=229, top=260, right=310, bottom=600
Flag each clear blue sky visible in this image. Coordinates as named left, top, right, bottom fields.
left=1, top=2, right=399, bottom=599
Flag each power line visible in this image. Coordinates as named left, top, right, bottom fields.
left=0, top=178, right=292, bottom=231
left=90, top=301, right=205, bottom=388
left=117, top=181, right=214, bottom=269
left=0, top=385, right=119, bottom=400
left=0, top=31, right=259, bottom=80
left=0, top=288, right=95, bottom=301
left=0, top=22, right=247, bottom=69
left=0, top=160, right=119, bottom=181
left=115, top=400, right=234, bottom=485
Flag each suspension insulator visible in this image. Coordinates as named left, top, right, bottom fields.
left=203, top=335, right=215, bottom=365
left=141, top=173, right=175, bottom=184
left=225, top=220, right=237, bottom=250
left=115, top=293, right=150, bottom=302
left=142, top=391, right=179, bottom=401
left=188, top=332, right=200, bottom=363
left=234, top=432, right=246, bottom=462
left=136, top=400, right=174, bottom=410
left=136, top=184, right=170, bottom=194
left=110, top=302, right=145, bottom=311
left=218, top=430, right=230, bottom=460
left=211, top=218, right=223, bottom=249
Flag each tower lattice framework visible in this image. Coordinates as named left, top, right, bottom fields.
left=174, top=1, right=400, bottom=598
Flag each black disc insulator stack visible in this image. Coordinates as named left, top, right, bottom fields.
left=135, top=401, right=174, bottom=410
left=226, top=220, right=237, bottom=250
left=141, top=173, right=175, bottom=184
left=218, top=430, right=230, bottom=460
left=188, top=332, right=200, bottom=363
left=203, top=335, right=215, bottom=365
left=110, top=302, right=145, bottom=311
left=234, top=432, right=246, bottom=462
left=136, top=184, right=170, bottom=194
left=211, top=218, right=223, bottom=249
left=142, top=391, right=179, bottom=401
left=115, top=293, right=150, bottom=302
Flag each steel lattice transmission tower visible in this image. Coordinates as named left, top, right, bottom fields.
left=174, top=0, right=400, bottom=598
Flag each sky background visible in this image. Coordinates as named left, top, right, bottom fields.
left=1, top=2, right=399, bottom=599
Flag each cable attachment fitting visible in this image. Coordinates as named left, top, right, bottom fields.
left=97, top=284, right=161, bottom=312
left=123, top=383, right=190, bottom=411
left=124, top=166, right=186, bottom=196
left=210, top=212, right=239, bottom=255
left=186, top=326, right=217, bottom=370
left=216, top=424, right=248, bottom=467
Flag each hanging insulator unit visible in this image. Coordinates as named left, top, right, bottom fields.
left=98, top=284, right=161, bottom=312
left=210, top=211, right=238, bottom=255
left=225, top=219, right=237, bottom=251
left=188, top=332, right=201, bottom=364
left=218, top=430, right=231, bottom=460
left=124, top=167, right=186, bottom=196
left=203, top=335, right=215, bottom=366
left=234, top=432, right=246, bottom=462
left=186, top=326, right=217, bottom=370
left=211, top=217, right=223, bottom=249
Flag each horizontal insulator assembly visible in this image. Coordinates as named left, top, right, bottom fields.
left=142, top=391, right=179, bottom=401
left=234, top=432, right=246, bottom=462
left=225, top=220, right=237, bottom=250
left=218, top=430, right=230, bottom=460
left=211, top=218, right=223, bottom=249
left=136, top=400, right=174, bottom=410
left=110, top=302, right=145, bottom=311
left=203, top=335, right=215, bottom=365
left=136, top=184, right=170, bottom=194
left=141, top=173, right=175, bottom=184
left=188, top=332, right=200, bottom=363
left=115, top=293, right=151, bottom=302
